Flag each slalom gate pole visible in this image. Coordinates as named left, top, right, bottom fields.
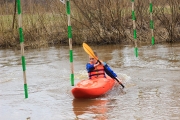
left=65, top=0, right=74, bottom=86
left=17, top=0, right=28, bottom=98
left=59, top=0, right=74, bottom=86
left=149, top=0, right=155, bottom=45
left=131, top=0, right=138, bottom=57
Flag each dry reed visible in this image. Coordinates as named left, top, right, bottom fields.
left=0, top=0, right=180, bottom=48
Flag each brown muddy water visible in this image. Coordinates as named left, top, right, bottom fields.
left=0, top=43, right=180, bottom=120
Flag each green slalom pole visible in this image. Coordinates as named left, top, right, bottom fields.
left=17, top=0, right=28, bottom=98
left=131, top=0, right=138, bottom=57
left=66, top=0, right=74, bottom=86
left=149, top=0, right=155, bottom=45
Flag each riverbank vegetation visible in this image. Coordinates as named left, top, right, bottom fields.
left=0, top=0, right=180, bottom=48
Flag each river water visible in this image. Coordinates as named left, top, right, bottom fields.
left=0, top=43, right=180, bottom=120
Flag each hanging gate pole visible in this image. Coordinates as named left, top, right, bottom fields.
left=17, top=0, right=28, bottom=98
left=59, top=0, right=74, bottom=86
left=131, top=0, right=138, bottom=57
left=149, top=0, right=155, bottom=45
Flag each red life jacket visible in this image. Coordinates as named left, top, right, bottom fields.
left=88, top=63, right=106, bottom=79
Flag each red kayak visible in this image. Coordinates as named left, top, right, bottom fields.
left=71, top=76, right=116, bottom=99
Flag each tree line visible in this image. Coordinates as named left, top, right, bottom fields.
left=0, top=0, right=180, bottom=48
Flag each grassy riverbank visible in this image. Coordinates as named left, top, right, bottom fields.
left=0, top=0, right=180, bottom=49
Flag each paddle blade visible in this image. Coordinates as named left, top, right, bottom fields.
left=83, top=43, right=98, bottom=60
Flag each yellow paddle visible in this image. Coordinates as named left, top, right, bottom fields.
left=83, top=43, right=125, bottom=88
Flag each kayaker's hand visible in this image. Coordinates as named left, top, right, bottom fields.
left=94, top=62, right=100, bottom=67
left=102, top=62, right=106, bottom=66
left=100, top=60, right=106, bottom=66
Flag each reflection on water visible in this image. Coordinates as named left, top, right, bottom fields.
left=0, top=43, right=180, bottom=119
left=73, top=99, right=108, bottom=120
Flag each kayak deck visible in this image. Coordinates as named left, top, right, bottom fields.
left=71, top=77, right=115, bottom=99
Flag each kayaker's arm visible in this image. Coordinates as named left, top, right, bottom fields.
left=102, top=61, right=124, bottom=88
left=103, top=64, right=117, bottom=78
left=98, top=60, right=117, bottom=77
left=86, top=63, right=96, bottom=72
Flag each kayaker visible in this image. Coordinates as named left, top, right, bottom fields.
left=86, top=52, right=117, bottom=79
